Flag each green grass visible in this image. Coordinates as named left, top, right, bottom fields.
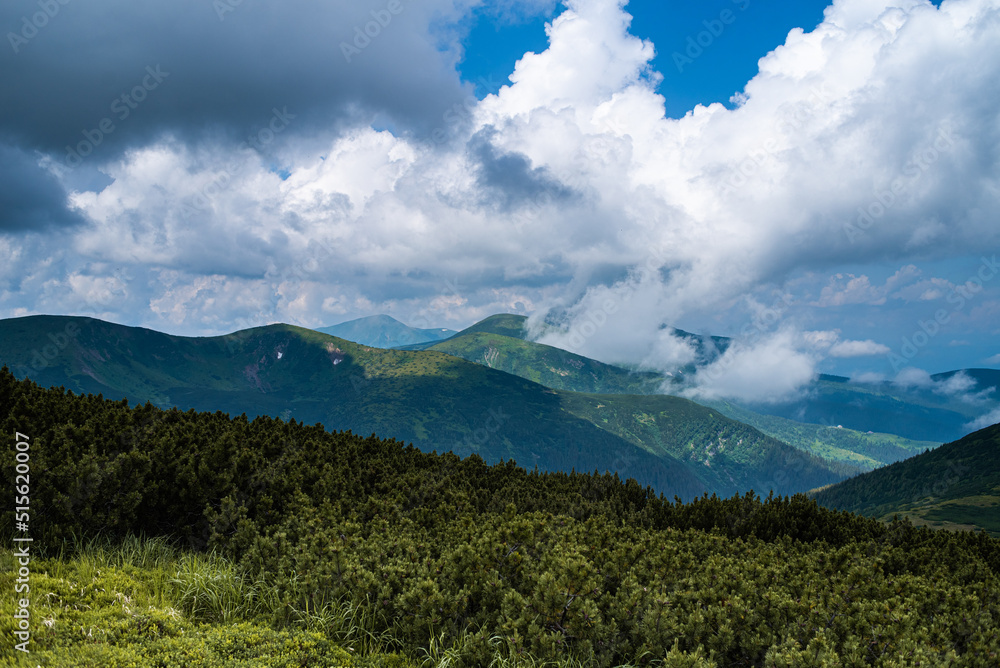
left=0, top=535, right=351, bottom=667
left=0, top=536, right=719, bottom=667
left=0, top=535, right=412, bottom=666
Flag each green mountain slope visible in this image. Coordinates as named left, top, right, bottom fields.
left=449, top=313, right=531, bottom=339
left=425, top=330, right=664, bottom=395
left=558, top=392, right=857, bottom=494
left=413, top=317, right=940, bottom=469
left=393, top=313, right=531, bottom=350
left=813, top=423, right=1000, bottom=536
left=703, top=399, right=939, bottom=472
left=0, top=315, right=845, bottom=499
left=315, top=314, right=455, bottom=348
left=426, top=315, right=996, bottom=445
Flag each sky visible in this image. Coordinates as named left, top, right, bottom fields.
left=1, top=0, right=999, bottom=406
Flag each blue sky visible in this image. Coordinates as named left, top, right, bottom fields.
left=0, top=0, right=996, bottom=406
left=459, top=0, right=835, bottom=117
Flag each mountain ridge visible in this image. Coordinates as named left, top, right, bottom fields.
left=0, top=314, right=845, bottom=500
left=409, top=317, right=949, bottom=469
left=813, top=422, right=1000, bottom=536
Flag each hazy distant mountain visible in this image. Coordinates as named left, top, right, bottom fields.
left=394, top=313, right=530, bottom=350
left=315, top=314, right=455, bottom=349
left=0, top=315, right=847, bottom=500
left=729, top=372, right=1000, bottom=443
left=813, top=423, right=1000, bottom=536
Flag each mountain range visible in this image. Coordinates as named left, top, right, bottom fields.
left=388, top=314, right=945, bottom=471
left=343, top=312, right=1000, bottom=534
left=3, top=312, right=998, bottom=534
left=0, top=314, right=843, bottom=501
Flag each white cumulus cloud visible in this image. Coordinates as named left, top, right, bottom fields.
left=828, top=339, right=892, bottom=357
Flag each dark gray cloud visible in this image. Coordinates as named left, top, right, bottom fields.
left=469, top=128, right=577, bottom=212
left=0, top=144, right=85, bottom=231
left=1, top=0, right=472, bottom=162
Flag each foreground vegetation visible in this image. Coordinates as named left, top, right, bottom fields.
left=0, top=536, right=378, bottom=667
left=2, top=368, right=999, bottom=665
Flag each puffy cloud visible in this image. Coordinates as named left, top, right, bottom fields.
left=892, top=368, right=995, bottom=408
left=682, top=330, right=820, bottom=404
left=894, top=367, right=935, bottom=388
left=667, top=327, right=893, bottom=402
left=811, top=265, right=922, bottom=306
left=935, top=370, right=977, bottom=395
left=828, top=339, right=892, bottom=357
left=933, top=370, right=996, bottom=407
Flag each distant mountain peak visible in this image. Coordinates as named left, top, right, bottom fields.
left=314, top=314, right=456, bottom=349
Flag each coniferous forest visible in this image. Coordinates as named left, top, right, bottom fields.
left=2, top=366, right=999, bottom=666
